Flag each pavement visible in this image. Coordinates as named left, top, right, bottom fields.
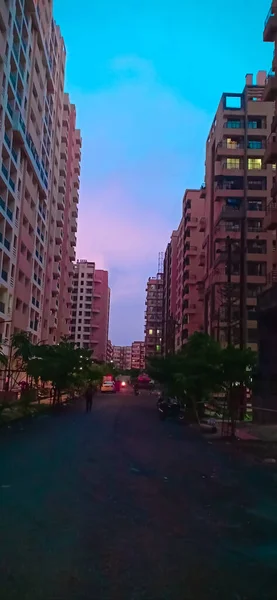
left=1, top=391, right=277, bottom=599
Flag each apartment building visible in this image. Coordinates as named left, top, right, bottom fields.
left=113, top=345, right=131, bottom=371
left=0, top=1, right=80, bottom=349
left=175, top=190, right=205, bottom=351
left=131, top=341, right=145, bottom=371
left=90, top=269, right=110, bottom=362
left=202, top=72, right=274, bottom=351
left=71, top=262, right=110, bottom=360
left=71, top=260, right=94, bottom=350
left=162, top=231, right=178, bottom=355
left=144, top=275, right=163, bottom=358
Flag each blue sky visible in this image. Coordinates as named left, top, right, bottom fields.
left=54, top=0, right=272, bottom=345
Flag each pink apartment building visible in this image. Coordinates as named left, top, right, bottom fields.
left=175, top=190, right=205, bottom=351
left=131, top=341, right=145, bottom=370
left=71, top=262, right=110, bottom=362
left=202, top=73, right=274, bottom=351
left=144, top=276, right=163, bottom=358
left=91, top=269, right=110, bottom=362
left=113, top=346, right=132, bottom=370
left=162, top=231, right=178, bottom=354
left=0, top=0, right=80, bottom=352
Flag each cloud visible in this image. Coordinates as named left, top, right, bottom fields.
left=74, top=56, right=212, bottom=343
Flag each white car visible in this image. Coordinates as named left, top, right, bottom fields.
left=101, top=381, right=116, bottom=393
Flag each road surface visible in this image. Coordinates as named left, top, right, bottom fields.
left=1, top=392, right=277, bottom=599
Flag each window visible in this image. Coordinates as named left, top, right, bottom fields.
left=247, top=262, right=266, bottom=276
left=247, top=199, right=264, bottom=211
left=247, top=240, right=266, bottom=254
left=226, top=138, right=241, bottom=149
left=248, top=118, right=265, bottom=129
left=149, top=329, right=153, bottom=335
left=226, top=158, right=241, bottom=169
left=225, top=120, right=242, bottom=129
left=248, top=140, right=263, bottom=149
left=247, top=307, right=257, bottom=320
left=248, top=158, right=262, bottom=170
left=156, top=345, right=161, bottom=351
left=248, top=329, right=257, bottom=344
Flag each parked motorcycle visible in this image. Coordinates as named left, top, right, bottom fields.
left=157, top=395, right=180, bottom=421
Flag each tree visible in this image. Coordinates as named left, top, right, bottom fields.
left=148, top=332, right=256, bottom=427
left=220, top=345, right=256, bottom=435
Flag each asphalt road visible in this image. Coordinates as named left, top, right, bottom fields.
left=1, top=391, right=277, bottom=600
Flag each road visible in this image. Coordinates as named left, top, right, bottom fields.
left=1, top=391, right=277, bottom=599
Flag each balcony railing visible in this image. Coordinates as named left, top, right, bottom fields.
left=13, top=112, right=48, bottom=191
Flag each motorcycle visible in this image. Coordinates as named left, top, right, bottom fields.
left=157, top=395, right=181, bottom=421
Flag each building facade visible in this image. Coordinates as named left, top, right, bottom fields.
left=131, top=341, right=145, bottom=371
left=202, top=73, right=274, bottom=351
left=113, top=346, right=131, bottom=371
left=90, top=269, right=110, bottom=362
left=144, top=275, right=163, bottom=359
left=0, top=0, right=80, bottom=350
left=162, top=231, right=178, bottom=355
left=71, top=262, right=110, bottom=361
left=71, top=260, right=95, bottom=350
left=174, top=190, right=205, bottom=352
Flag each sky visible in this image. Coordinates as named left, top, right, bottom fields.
left=54, top=0, right=272, bottom=345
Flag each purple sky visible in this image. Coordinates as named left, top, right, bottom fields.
left=54, top=0, right=272, bottom=345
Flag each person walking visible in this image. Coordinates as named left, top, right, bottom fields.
left=85, top=382, right=95, bottom=413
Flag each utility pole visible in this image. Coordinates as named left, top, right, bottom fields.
left=240, top=87, right=248, bottom=351
left=226, top=236, right=232, bottom=347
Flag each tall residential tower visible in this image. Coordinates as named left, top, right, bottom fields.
left=0, top=0, right=81, bottom=349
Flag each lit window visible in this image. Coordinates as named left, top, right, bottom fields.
left=248, top=158, right=262, bottom=170
left=149, top=329, right=153, bottom=335
left=157, top=329, right=160, bottom=334
left=226, top=138, right=239, bottom=149
left=226, top=158, right=240, bottom=169
left=156, top=345, right=161, bottom=351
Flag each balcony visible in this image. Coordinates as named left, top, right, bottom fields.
left=13, top=112, right=48, bottom=196
left=52, top=279, right=60, bottom=296
left=215, top=160, right=243, bottom=177
left=60, top=142, right=68, bottom=159
left=199, top=217, right=206, bottom=232
left=214, top=222, right=240, bottom=241
left=56, top=210, right=64, bottom=227
left=264, top=2, right=277, bottom=41
left=215, top=140, right=244, bottom=159
left=214, top=184, right=244, bottom=200
left=55, top=227, right=63, bottom=244
left=264, top=132, right=277, bottom=164
left=264, top=200, right=277, bottom=230
left=216, top=204, right=243, bottom=223
left=59, top=159, right=66, bottom=177
left=186, top=245, right=198, bottom=256
left=57, top=193, right=65, bottom=210
left=264, top=69, right=277, bottom=101
left=70, top=232, right=76, bottom=247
